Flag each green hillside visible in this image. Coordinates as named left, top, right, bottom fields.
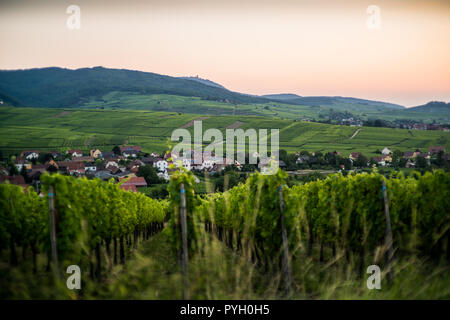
left=1, top=67, right=448, bottom=124
left=0, top=67, right=268, bottom=108
left=0, top=106, right=448, bottom=157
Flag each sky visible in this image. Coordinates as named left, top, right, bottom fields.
left=0, top=0, right=449, bottom=107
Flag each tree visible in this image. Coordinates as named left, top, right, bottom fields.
left=435, top=150, right=445, bottom=167
left=354, top=154, right=368, bottom=168
left=137, top=165, right=162, bottom=186
left=286, top=153, right=298, bottom=170
left=8, top=162, right=19, bottom=176
left=279, top=149, right=288, bottom=163
left=300, top=150, right=310, bottom=156
left=38, top=153, right=53, bottom=164
left=391, top=150, right=404, bottom=169
left=20, top=165, right=30, bottom=183
left=416, top=155, right=427, bottom=168
left=112, top=146, right=121, bottom=155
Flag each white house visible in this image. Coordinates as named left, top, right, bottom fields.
left=123, top=150, right=138, bottom=158
left=157, top=171, right=169, bottom=181
left=154, top=159, right=168, bottom=172
left=85, top=163, right=97, bottom=172
left=382, top=147, right=392, bottom=155
left=106, top=160, right=118, bottom=168
left=67, top=150, right=83, bottom=158
left=23, top=151, right=40, bottom=160
left=14, top=159, right=29, bottom=171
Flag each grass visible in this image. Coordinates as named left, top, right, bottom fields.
left=0, top=106, right=449, bottom=158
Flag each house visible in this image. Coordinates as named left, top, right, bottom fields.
left=14, top=158, right=31, bottom=171
left=67, top=149, right=83, bottom=157
left=403, top=151, right=415, bottom=159
left=21, top=150, right=40, bottom=160
left=154, top=159, right=168, bottom=172
left=157, top=171, right=169, bottom=181
left=45, top=159, right=59, bottom=171
left=48, top=151, right=62, bottom=159
left=127, top=160, right=144, bottom=173
left=372, top=156, right=386, bottom=166
left=382, top=154, right=392, bottom=163
left=120, top=146, right=142, bottom=153
left=123, top=150, right=139, bottom=158
left=84, top=162, right=97, bottom=172
left=0, top=166, right=9, bottom=176
left=95, top=170, right=115, bottom=181
left=106, top=160, right=119, bottom=168
left=349, top=152, right=361, bottom=161
left=101, top=151, right=115, bottom=159
left=74, top=156, right=94, bottom=162
left=119, top=176, right=147, bottom=188
left=141, top=157, right=155, bottom=166
left=382, top=147, right=392, bottom=155
left=29, top=164, right=47, bottom=176
left=428, top=146, right=445, bottom=155
left=66, top=161, right=85, bottom=175
left=90, top=149, right=102, bottom=159
left=296, top=156, right=310, bottom=164
left=405, top=159, right=415, bottom=168
left=108, top=166, right=121, bottom=175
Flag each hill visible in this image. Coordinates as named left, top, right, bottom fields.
left=0, top=67, right=268, bottom=108
left=0, top=106, right=448, bottom=157
left=409, top=101, right=450, bottom=113
left=1, top=67, right=448, bottom=124
left=0, top=67, right=405, bottom=112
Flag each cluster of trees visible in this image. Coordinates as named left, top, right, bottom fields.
left=279, top=149, right=353, bottom=171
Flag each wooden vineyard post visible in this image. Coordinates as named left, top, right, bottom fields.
left=382, top=179, right=394, bottom=282
left=180, top=183, right=190, bottom=299
left=48, top=185, right=60, bottom=278
left=279, top=185, right=293, bottom=296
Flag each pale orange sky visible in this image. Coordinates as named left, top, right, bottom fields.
left=0, top=0, right=449, bottom=107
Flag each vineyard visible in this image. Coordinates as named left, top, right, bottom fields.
left=1, top=106, right=449, bottom=157
left=0, top=169, right=449, bottom=299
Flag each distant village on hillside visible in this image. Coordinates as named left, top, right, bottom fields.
left=0, top=144, right=448, bottom=193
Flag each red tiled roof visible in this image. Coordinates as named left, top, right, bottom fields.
left=429, top=146, right=445, bottom=154
left=120, top=176, right=147, bottom=187
left=64, top=161, right=85, bottom=170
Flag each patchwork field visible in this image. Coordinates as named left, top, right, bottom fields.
left=0, top=106, right=449, bottom=157
left=78, top=92, right=450, bottom=123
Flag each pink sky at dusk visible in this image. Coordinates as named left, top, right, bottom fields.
left=0, top=0, right=449, bottom=107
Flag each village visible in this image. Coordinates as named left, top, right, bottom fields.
left=0, top=144, right=448, bottom=193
